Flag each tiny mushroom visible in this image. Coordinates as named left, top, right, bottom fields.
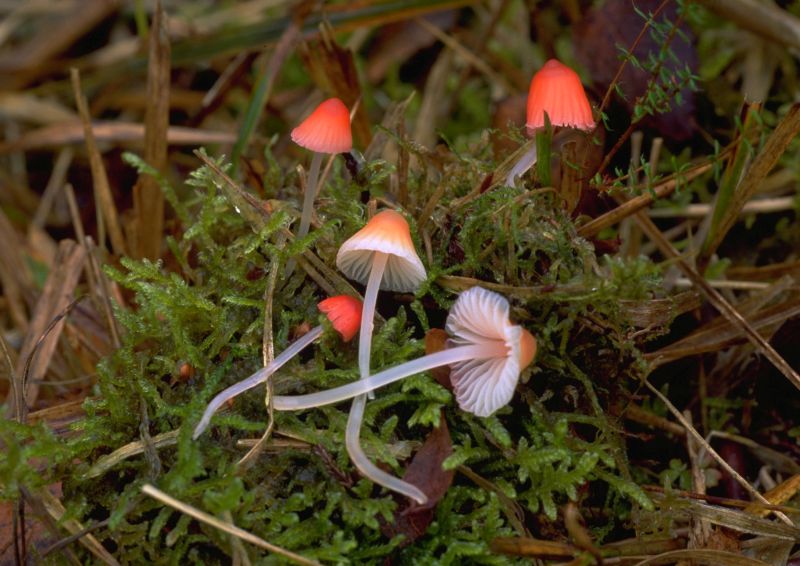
left=273, top=286, right=537, bottom=417
left=193, top=295, right=362, bottom=440
left=336, top=209, right=428, bottom=504
left=506, top=59, right=595, bottom=187
left=291, top=97, right=353, bottom=241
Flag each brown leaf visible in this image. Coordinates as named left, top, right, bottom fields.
left=424, top=329, right=452, bottom=389
left=382, top=414, right=454, bottom=545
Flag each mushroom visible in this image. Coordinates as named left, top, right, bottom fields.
left=506, top=59, right=595, bottom=187
left=272, top=287, right=537, bottom=418
left=291, top=97, right=353, bottom=241
left=336, top=209, right=428, bottom=503
left=193, top=295, right=362, bottom=440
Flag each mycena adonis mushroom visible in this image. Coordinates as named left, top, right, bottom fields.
left=273, top=287, right=537, bottom=420
left=336, top=209, right=429, bottom=504
left=506, top=59, right=595, bottom=187
left=291, top=97, right=353, bottom=242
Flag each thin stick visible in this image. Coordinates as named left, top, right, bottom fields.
left=70, top=68, right=127, bottom=256
left=642, top=379, right=794, bottom=526
left=634, top=211, right=800, bottom=393
left=31, top=147, right=73, bottom=230
left=237, top=231, right=285, bottom=471
left=578, top=163, right=712, bottom=238
left=140, top=484, right=321, bottom=566
left=649, top=196, right=797, bottom=218
left=133, top=0, right=170, bottom=260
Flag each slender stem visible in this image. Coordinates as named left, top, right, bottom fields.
left=504, top=141, right=538, bottom=188
left=273, top=342, right=506, bottom=411
left=297, top=152, right=323, bottom=241
left=358, top=253, right=387, bottom=384
left=346, top=253, right=426, bottom=503
left=346, top=393, right=428, bottom=504
left=193, top=325, right=324, bottom=439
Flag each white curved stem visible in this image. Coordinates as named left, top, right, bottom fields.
left=346, top=253, right=425, bottom=502
left=346, top=392, right=427, bottom=504
left=193, top=325, right=324, bottom=439
left=297, top=152, right=323, bottom=241
left=273, top=342, right=505, bottom=411
left=504, top=141, right=538, bottom=188
left=358, top=252, right=387, bottom=395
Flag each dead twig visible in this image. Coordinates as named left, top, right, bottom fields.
left=141, top=484, right=321, bottom=566
left=132, top=0, right=170, bottom=260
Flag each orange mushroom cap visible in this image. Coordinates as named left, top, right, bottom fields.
left=336, top=210, right=427, bottom=293
left=526, top=59, right=595, bottom=133
left=318, top=295, right=363, bottom=342
left=291, top=98, right=353, bottom=154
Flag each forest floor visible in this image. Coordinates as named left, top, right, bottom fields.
left=1, top=0, right=800, bottom=564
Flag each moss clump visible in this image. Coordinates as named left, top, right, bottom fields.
left=0, top=143, right=675, bottom=563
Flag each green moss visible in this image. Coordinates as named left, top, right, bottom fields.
left=2, top=139, right=685, bottom=562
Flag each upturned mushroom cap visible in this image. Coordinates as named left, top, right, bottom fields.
left=445, top=287, right=536, bottom=417
left=526, top=59, right=595, bottom=132
left=336, top=210, right=427, bottom=293
left=291, top=98, right=353, bottom=154
left=318, top=295, right=363, bottom=342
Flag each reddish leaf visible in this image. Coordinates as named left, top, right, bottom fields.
left=424, top=329, right=452, bottom=389
left=382, top=414, right=454, bottom=546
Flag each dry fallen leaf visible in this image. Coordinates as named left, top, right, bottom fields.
left=382, top=413, right=454, bottom=546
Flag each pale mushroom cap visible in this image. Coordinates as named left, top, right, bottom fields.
left=445, top=287, right=536, bottom=417
left=336, top=210, right=427, bottom=293
left=291, top=98, right=353, bottom=154
left=526, top=59, right=595, bottom=132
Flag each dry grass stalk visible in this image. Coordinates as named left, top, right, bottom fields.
left=69, top=69, right=127, bottom=257
left=30, top=148, right=73, bottom=231
left=0, top=122, right=237, bottom=153
left=642, top=379, right=795, bottom=527
left=744, top=475, right=800, bottom=518
left=703, top=103, right=800, bottom=258
left=646, top=297, right=800, bottom=369
left=577, top=163, right=713, bottom=238
left=5, top=240, right=87, bottom=419
left=235, top=229, right=284, bottom=471
left=140, top=484, right=322, bottom=566
left=0, top=208, right=32, bottom=331
left=36, top=488, right=120, bottom=566
left=132, top=0, right=170, bottom=260
left=0, top=0, right=119, bottom=80
left=634, top=211, right=800, bottom=392
left=698, top=0, right=800, bottom=50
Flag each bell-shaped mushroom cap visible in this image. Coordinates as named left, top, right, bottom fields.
left=318, top=295, right=362, bottom=342
left=445, top=287, right=536, bottom=417
left=291, top=98, right=353, bottom=154
left=336, top=210, right=427, bottom=293
left=526, top=59, right=595, bottom=132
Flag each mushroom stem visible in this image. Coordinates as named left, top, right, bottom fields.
left=346, top=391, right=428, bottom=504
left=346, top=251, right=426, bottom=503
left=297, top=152, right=324, bottom=241
left=273, top=341, right=506, bottom=411
left=193, top=325, right=324, bottom=439
left=504, top=142, right=538, bottom=188
left=358, top=252, right=387, bottom=383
